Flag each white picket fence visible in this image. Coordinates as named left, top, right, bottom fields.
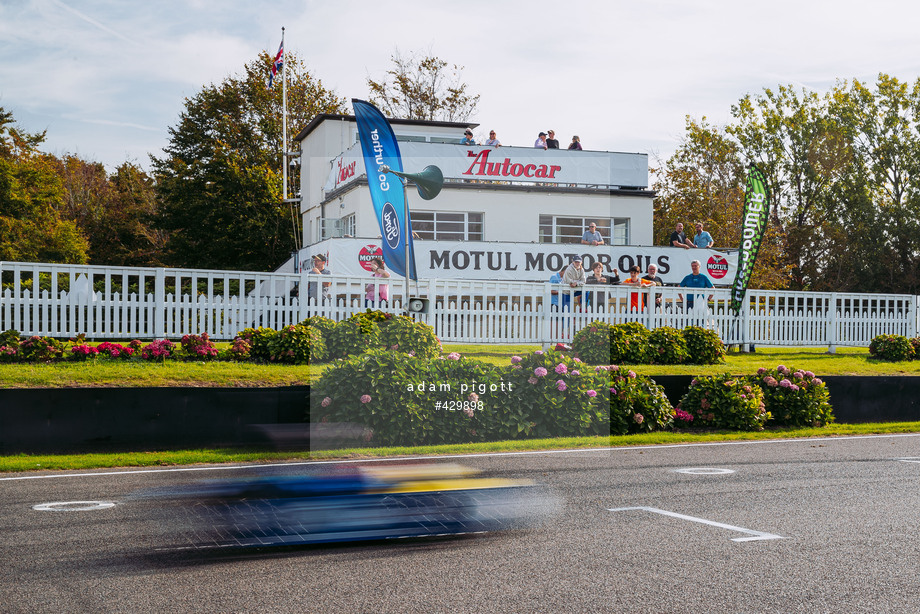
left=1, top=261, right=916, bottom=349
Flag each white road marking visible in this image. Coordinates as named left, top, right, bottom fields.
left=674, top=467, right=735, bottom=475
left=895, top=457, right=920, bottom=463
left=608, top=506, right=784, bottom=542
left=2, top=432, right=919, bottom=482
left=32, top=501, right=116, bottom=511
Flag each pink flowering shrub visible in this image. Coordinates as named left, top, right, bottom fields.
left=140, top=339, right=175, bottom=361
left=96, top=342, right=134, bottom=359
left=180, top=333, right=219, bottom=361
left=70, top=344, right=99, bottom=360
left=752, top=365, right=833, bottom=427
left=678, top=373, right=769, bottom=431
left=605, top=365, right=673, bottom=434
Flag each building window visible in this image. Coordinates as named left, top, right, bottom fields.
left=411, top=211, right=483, bottom=241
left=539, top=216, right=629, bottom=245
left=342, top=214, right=356, bottom=237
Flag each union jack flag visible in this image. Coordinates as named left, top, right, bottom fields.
left=268, top=40, right=283, bottom=88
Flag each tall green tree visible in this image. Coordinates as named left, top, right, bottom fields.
left=367, top=48, right=480, bottom=122
left=55, top=156, right=165, bottom=266
left=152, top=51, right=345, bottom=271
left=728, top=86, right=853, bottom=290
left=0, top=107, right=88, bottom=264
left=653, top=117, right=788, bottom=289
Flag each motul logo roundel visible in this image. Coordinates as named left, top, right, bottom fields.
left=358, top=244, right=383, bottom=271
left=463, top=149, right=562, bottom=179
left=707, top=254, right=729, bottom=279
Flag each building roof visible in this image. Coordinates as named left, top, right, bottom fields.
left=293, top=113, right=479, bottom=143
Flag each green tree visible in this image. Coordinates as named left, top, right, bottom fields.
left=367, top=48, right=480, bottom=122
left=0, top=108, right=88, bottom=264
left=152, top=51, right=345, bottom=271
left=728, top=86, right=853, bottom=290
left=652, top=117, right=788, bottom=289
left=56, top=156, right=165, bottom=266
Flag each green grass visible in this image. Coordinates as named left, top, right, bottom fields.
left=1, top=344, right=916, bottom=388
left=3, top=422, right=918, bottom=472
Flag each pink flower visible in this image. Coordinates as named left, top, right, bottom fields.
left=700, top=398, right=711, bottom=410
left=556, top=380, right=567, bottom=391
left=790, top=384, right=800, bottom=392
left=360, top=394, right=372, bottom=404
left=447, top=352, right=461, bottom=360
left=805, top=371, right=815, bottom=378
left=534, top=350, right=544, bottom=356
left=586, top=390, right=597, bottom=398
left=528, top=377, right=539, bottom=385
left=780, top=379, right=792, bottom=388
left=610, top=387, right=616, bottom=394
left=628, top=370, right=636, bottom=379
left=321, top=397, right=332, bottom=407
left=764, top=376, right=778, bottom=387
left=793, top=371, right=804, bottom=380
left=813, top=378, right=823, bottom=385
left=534, top=367, right=548, bottom=377
left=511, top=356, right=523, bottom=364
left=757, top=368, right=767, bottom=375
left=675, top=408, right=694, bottom=422
left=633, top=413, right=644, bottom=424
left=468, top=393, right=479, bottom=403
left=572, top=370, right=580, bottom=376
left=555, top=363, right=568, bottom=375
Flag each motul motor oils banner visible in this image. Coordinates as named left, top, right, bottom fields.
left=298, top=239, right=736, bottom=286
left=325, top=141, right=648, bottom=192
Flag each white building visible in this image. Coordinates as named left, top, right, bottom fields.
left=291, top=114, right=735, bottom=285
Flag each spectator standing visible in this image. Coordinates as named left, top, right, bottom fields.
left=563, top=256, right=586, bottom=307
left=549, top=264, right=569, bottom=310
left=546, top=130, right=560, bottom=149
left=693, top=222, right=714, bottom=248
left=485, top=130, right=501, bottom=147
left=679, top=260, right=714, bottom=311
left=364, top=257, right=390, bottom=307
left=585, top=262, right=610, bottom=309
left=581, top=222, right=604, bottom=246
left=308, top=254, right=332, bottom=304
left=622, top=265, right=654, bottom=311
left=567, top=135, right=582, bottom=150
left=642, top=263, right=665, bottom=308
left=534, top=132, right=548, bottom=149
left=460, top=129, right=476, bottom=145
left=670, top=222, right=693, bottom=249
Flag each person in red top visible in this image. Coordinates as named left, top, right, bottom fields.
left=621, top=265, right=654, bottom=311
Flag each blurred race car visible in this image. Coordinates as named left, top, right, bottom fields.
left=140, top=464, right=555, bottom=548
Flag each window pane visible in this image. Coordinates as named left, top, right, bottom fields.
left=437, top=212, right=465, bottom=223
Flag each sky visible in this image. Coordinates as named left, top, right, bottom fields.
left=3, top=0, right=920, bottom=172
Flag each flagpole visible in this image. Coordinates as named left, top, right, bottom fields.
left=281, top=26, right=288, bottom=226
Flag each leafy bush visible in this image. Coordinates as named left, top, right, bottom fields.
left=603, top=365, right=674, bottom=434
left=326, top=316, right=382, bottom=359
left=495, top=350, right=609, bottom=439
left=237, top=327, right=276, bottom=361
left=180, top=333, right=219, bottom=360
left=302, top=315, right=336, bottom=339
left=140, top=339, right=175, bottom=361
left=0, top=329, right=20, bottom=363
left=70, top=344, right=99, bottom=360
left=224, top=337, right=252, bottom=361
left=683, top=326, right=725, bottom=364
left=648, top=326, right=690, bottom=365
left=678, top=374, right=769, bottom=431
left=311, top=350, right=431, bottom=446
left=268, top=323, right=324, bottom=364
left=869, top=334, right=914, bottom=361
left=18, top=336, right=65, bottom=362
left=754, top=365, right=834, bottom=427
left=96, top=342, right=134, bottom=359
left=378, top=315, right=441, bottom=361
left=572, top=320, right=611, bottom=365
left=609, top=322, right=650, bottom=364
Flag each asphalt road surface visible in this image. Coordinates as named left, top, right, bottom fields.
left=3, top=433, right=920, bottom=613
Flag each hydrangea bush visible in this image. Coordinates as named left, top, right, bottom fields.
left=869, top=334, right=914, bottom=361
left=572, top=320, right=611, bottom=365
left=268, top=323, right=323, bottom=364
left=237, top=327, right=277, bottom=361
left=647, top=326, right=690, bottom=365
left=609, top=322, right=650, bottom=364
left=678, top=373, right=769, bottom=431
left=603, top=365, right=674, bottom=434
left=682, top=326, right=725, bottom=364
left=753, top=365, right=833, bottom=427
left=180, top=333, right=219, bottom=360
